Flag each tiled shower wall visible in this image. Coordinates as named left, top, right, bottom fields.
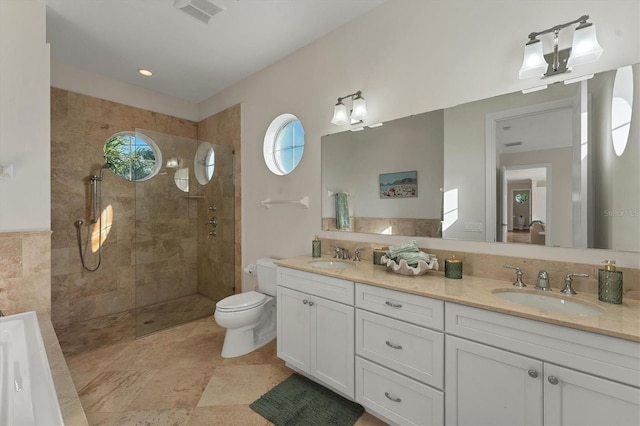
left=197, top=105, right=241, bottom=301
left=50, top=88, right=240, bottom=328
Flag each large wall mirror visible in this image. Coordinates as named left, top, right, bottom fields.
left=321, top=63, right=639, bottom=252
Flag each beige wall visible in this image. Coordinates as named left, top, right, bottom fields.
left=197, top=104, right=242, bottom=296
left=0, top=1, right=51, bottom=316
left=0, top=232, right=51, bottom=315
left=50, top=88, right=199, bottom=327
left=50, top=88, right=241, bottom=328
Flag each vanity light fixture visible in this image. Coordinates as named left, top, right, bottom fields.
left=138, top=69, right=153, bottom=77
left=519, top=15, right=603, bottom=80
left=331, top=91, right=368, bottom=125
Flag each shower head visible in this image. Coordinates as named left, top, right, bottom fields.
left=101, top=162, right=112, bottom=170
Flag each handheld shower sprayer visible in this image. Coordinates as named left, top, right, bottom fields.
left=90, top=163, right=112, bottom=223
left=77, top=162, right=111, bottom=272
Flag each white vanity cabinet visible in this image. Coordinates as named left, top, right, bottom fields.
left=354, top=283, right=445, bottom=426
left=445, top=303, right=640, bottom=426
left=276, top=267, right=355, bottom=398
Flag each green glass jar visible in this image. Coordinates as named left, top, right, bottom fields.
left=598, top=260, right=623, bottom=304
left=445, top=255, right=463, bottom=279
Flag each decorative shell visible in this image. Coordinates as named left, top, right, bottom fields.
left=381, top=254, right=439, bottom=276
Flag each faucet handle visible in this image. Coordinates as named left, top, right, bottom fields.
left=332, top=246, right=343, bottom=259
left=504, top=265, right=526, bottom=288
left=561, top=273, right=589, bottom=295
left=353, top=248, right=364, bottom=262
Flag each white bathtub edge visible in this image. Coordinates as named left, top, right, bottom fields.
left=37, top=312, right=89, bottom=426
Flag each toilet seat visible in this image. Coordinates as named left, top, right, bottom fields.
left=216, top=291, right=267, bottom=312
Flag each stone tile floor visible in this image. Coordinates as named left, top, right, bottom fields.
left=58, top=312, right=387, bottom=425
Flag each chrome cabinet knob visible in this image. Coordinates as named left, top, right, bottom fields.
left=308, top=301, right=315, bottom=307
left=528, top=369, right=538, bottom=378
left=385, top=392, right=402, bottom=403
left=386, top=341, right=403, bottom=350
left=548, top=376, right=559, bottom=385
left=302, top=299, right=308, bottom=304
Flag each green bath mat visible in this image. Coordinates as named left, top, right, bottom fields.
left=250, top=373, right=364, bottom=426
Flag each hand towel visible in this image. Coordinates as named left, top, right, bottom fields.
left=394, top=251, right=430, bottom=267
left=335, top=193, right=350, bottom=230
left=387, top=240, right=419, bottom=258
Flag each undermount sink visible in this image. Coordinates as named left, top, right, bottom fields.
left=308, top=260, right=353, bottom=270
left=492, top=289, right=606, bottom=316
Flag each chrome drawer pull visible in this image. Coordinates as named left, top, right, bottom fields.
left=385, top=341, right=403, bottom=350
left=385, top=392, right=402, bottom=403
left=385, top=301, right=402, bottom=308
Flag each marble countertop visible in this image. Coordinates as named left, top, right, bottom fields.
left=38, top=313, right=89, bottom=426
left=276, top=256, right=640, bottom=343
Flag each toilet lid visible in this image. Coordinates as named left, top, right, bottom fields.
left=216, top=291, right=267, bottom=312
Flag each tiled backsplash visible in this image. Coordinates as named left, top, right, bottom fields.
left=0, top=231, right=52, bottom=315
left=319, top=238, right=640, bottom=298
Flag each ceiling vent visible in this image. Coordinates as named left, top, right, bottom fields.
left=174, top=0, right=224, bottom=24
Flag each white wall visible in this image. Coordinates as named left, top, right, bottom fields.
left=321, top=110, right=444, bottom=220
left=47, top=1, right=640, bottom=270
left=0, top=0, right=50, bottom=232
left=591, top=65, right=640, bottom=251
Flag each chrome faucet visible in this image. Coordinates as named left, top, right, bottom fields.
left=333, top=246, right=349, bottom=260
left=504, top=265, right=526, bottom=287
left=333, top=246, right=341, bottom=259
left=353, top=248, right=363, bottom=262
left=561, top=273, right=589, bottom=295
left=340, top=247, right=350, bottom=260
left=535, top=270, right=551, bottom=291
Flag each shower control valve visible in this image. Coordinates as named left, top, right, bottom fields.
left=208, top=230, right=217, bottom=238
left=207, top=217, right=218, bottom=226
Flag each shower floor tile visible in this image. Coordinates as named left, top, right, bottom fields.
left=60, top=313, right=389, bottom=426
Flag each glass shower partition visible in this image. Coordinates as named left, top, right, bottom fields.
left=133, top=129, right=235, bottom=336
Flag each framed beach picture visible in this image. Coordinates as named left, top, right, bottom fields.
left=379, top=171, right=417, bottom=198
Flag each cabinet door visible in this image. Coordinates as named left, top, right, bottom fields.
left=445, top=335, right=543, bottom=426
left=311, top=296, right=355, bottom=398
left=544, top=363, right=640, bottom=426
left=277, top=286, right=311, bottom=372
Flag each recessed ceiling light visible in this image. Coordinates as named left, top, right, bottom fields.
left=138, top=69, right=153, bottom=77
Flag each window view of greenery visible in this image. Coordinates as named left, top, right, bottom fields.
left=103, top=132, right=159, bottom=181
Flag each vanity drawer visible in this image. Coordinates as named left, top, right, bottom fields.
left=446, top=302, right=640, bottom=388
left=356, top=357, right=444, bottom=426
left=355, top=283, right=444, bottom=330
left=356, top=309, right=443, bottom=389
left=277, top=267, right=354, bottom=305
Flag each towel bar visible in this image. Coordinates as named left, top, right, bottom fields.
left=261, top=195, right=309, bottom=208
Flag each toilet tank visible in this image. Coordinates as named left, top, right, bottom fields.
left=256, top=258, right=278, bottom=296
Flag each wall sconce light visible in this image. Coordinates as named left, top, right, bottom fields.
left=519, top=15, right=603, bottom=80
left=331, top=91, right=368, bottom=125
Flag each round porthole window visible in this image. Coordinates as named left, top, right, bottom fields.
left=263, top=113, right=305, bottom=175
left=611, top=65, right=634, bottom=157
left=103, top=131, right=162, bottom=181
left=195, top=142, right=215, bottom=185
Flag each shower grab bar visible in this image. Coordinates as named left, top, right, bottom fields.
left=261, top=195, right=309, bottom=209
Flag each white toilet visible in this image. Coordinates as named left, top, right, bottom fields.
left=214, top=257, right=278, bottom=358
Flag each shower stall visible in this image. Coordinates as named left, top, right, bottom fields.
left=130, top=129, right=235, bottom=336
